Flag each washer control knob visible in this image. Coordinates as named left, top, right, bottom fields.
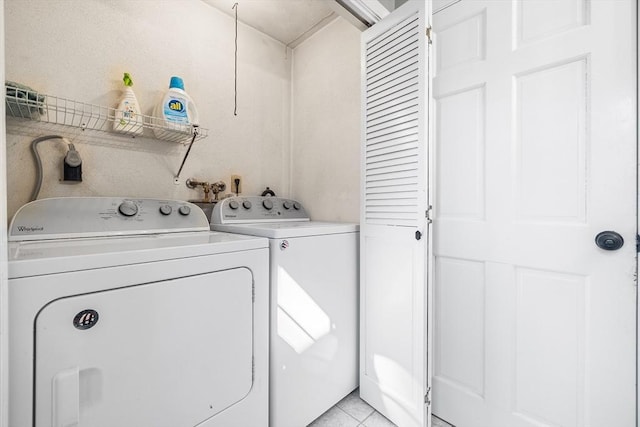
left=229, top=200, right=240, bottom=210
left=159, top=205, right=172, bottom=216
left=263, top=199, right=274, bottom=210
left=118, top=200, right=138, bottom=217
left=293, top=202, right=301, bottom=210
left=178, top=205, right=191, bottom=216
left=243, top=200, right=252, bottom=209
left=283, top=201, right=292, bottom=210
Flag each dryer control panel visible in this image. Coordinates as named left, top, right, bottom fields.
left=9, top=197, right=210, bottom=241
left=212, top=196, right=310, bottom=224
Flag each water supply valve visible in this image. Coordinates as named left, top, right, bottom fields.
left=186, top=178, right=226, bottom=202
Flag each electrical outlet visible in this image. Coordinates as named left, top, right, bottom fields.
left=231, top=174, right=242, bottom=194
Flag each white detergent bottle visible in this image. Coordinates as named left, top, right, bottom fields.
left=153, top=76, right=199, bottom=138
left=113, top=72, right=143, bottom=135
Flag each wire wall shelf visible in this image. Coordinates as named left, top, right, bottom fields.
left=5, top=83, right=208, bottom=144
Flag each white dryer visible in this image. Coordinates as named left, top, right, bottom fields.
left=211, top=196, right=359, bottom=427
left=8, top=197, right=269, bottom=427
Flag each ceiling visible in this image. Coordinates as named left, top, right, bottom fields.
left=201, top=0, right=347, bottom=47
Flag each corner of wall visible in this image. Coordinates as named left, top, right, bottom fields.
left=285, top=44, right=294, bottom=199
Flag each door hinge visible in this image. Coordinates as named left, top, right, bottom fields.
left=426, top=26, right=433, bottom=44
left=636, top=235, right=639, bottom=253
left=426, top=205, right=433, bottom=224
left=424, top=387, right=431, bottom=406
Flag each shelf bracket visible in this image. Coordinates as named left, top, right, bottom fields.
left=174, top=126, right=200, bottom=180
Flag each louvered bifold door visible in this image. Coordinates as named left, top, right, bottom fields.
left=359, top=2, right=431, bottom=427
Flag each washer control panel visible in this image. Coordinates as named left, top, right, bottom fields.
left=9, top=197, right=210, bottom=241
left=212, top=196, right=309, bottom=224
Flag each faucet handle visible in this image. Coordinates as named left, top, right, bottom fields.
left=185, top=178, right=202, bottom=189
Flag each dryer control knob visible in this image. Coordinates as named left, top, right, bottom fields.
left=243, top=201, right=252, bottom=209
left=178, top=205, right=191, bottom=216
left=118, top=200, right=138, bottom=217
left=283, top=201, right=292, bottom=210
left=159, top=205, right=172, bottom=215
left=263, top=199, right=274, bottom=210
left=293, top=202, right=301, bottom=210
left=229, top=200, right=240, bottom=210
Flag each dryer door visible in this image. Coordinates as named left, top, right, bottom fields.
left=35, top=267, right=254, bottom=427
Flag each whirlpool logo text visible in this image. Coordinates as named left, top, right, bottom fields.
left=16, top=225, right=44, bottom=232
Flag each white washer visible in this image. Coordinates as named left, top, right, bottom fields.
left=8, top=197, right=269, bottom=427
left=211, top=196, right=359, bottom=427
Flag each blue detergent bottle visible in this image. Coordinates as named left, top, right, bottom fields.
left=153, top=76, right=199, bottom=138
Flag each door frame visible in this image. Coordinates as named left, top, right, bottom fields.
left=1, top=1, right=8, bottom=426
left=636, top=3, right=639, bottom=425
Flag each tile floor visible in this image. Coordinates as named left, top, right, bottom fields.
left=308, top=389, right=454, bottom=427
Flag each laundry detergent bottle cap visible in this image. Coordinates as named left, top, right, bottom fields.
left=113, top=72, right=143, bottom=135
left=169, top=76, right=184, bottom=90
left=153, top=76, right=199, bottom=140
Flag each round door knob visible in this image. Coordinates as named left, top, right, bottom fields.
left=243, top=201, right=252, bottom=209
left=595, top=231, right=624, bottom=251
left=159, top=205, right=172, bottom=215
left=229, top=200, right=240, bottom=210
left=118, top=200, right=138, bottom=217
left=263, top=199, right=274, bottom=210
left=178, top=205, right=191, bottom=216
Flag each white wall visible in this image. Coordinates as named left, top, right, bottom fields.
left=4, top=0, right=292, bottom=220
left=291, top=17, right=361, bottom=222
left=4, top=0, right=363, bottom=224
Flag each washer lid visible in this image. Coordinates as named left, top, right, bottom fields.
left=212, top=221, right=359, bottom=239
left=8, top=231, right=267, bottom=279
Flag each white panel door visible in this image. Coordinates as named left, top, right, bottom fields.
left=432, top=1, right=636, bottom=426
left=360, top=2, right=432, bottom=427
